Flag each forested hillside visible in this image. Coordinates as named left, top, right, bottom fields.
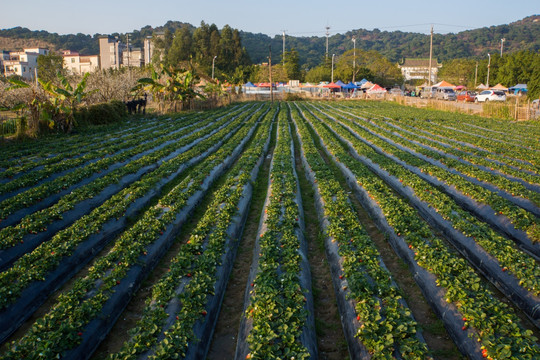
left=1, top=15, right=538, bottom=68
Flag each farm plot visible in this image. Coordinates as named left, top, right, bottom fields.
left=0, top=100, right=539, bottom=360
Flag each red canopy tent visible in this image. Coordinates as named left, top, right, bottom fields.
left=323, top=82, right=341, bottom=89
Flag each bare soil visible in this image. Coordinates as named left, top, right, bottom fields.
left=206, top=143, right=275, bottom=359
left=291, top=123, right=350, bottom=359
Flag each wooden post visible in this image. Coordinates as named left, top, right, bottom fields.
left=515, top=97, right=518, bottom=120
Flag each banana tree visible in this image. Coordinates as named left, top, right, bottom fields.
left=40, top=72, right=97, bottom=132
left=6, top=78, right=44, bottom=135
left=133, top=65, right=205, bottom=113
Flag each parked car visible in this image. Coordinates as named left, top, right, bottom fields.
left=457, top=90, right=477, bottom=102
left=435, top=88, right=457, bottom=101
left=474, top=90, right=506, bottom=102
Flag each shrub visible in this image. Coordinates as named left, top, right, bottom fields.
left=75, top=100, right=127, bottom=126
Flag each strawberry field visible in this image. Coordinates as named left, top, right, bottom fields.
left=0, top=101, right=539, bottom=360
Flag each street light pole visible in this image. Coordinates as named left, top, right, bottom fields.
left=331, top=54, right=335, bottom=83
left=486, top=53, right=491, bottom=88
left=352, top=36, right=356, bottom=83
left=212, top=55, right=217, bottom=80
left=500, top=38, right=505, bottom=57
left=474, top=61, right=478, bottom=88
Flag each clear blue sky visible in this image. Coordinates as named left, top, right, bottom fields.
left=2, top=0, right=538, bottom=36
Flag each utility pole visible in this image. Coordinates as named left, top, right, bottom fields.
left=500, top=38, right=505, bottom=57
left=428, top=25, right=433, bottom=87
left=281, top=30, right=287, bottom=65
left=126, top=33, right=131, bottom=80
left=352, top=36, right=356, bottom=83
left=269, top=45, right=273, bottom=103
left=486, top=53, right=491, bottom=88
left=126, top=33, right=131, bottom=67
left=331, top=54, right=335, bottom=83
left=474, top=61, right=478, bottom=88
left=325, top=26, right=330, bottom=60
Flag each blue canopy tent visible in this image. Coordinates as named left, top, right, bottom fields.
left=342, top=82, right=359, bottom=96
left=355, top=78, right=368, bottom=86
left=335, top=80, right=347, bottom=87
left=342, top=82, right=358, bottom=89
left=244, top=82, right=257, bottom=87
left=508, top=84, right=527, bottom=95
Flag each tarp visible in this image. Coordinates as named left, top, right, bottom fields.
left=323, top=82, right=341, bottom=89
left=361, top=81, right=374, bottom=89
left=244, top=82, right=257, bottom=87
left=433, top=80, right=455, bottom=88
left=509, top=84, right=528, bottom=91
left=490, top=83, right=508, bottom=90
left=367, top=84, right=387, bottom=93
left=342, top=82, right=359, bottom=89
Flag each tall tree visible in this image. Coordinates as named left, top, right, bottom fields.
left=438, top=59, right=476, bottom=86
left=283, top=49, right=302, bottom=81
left=167, top=26, right=193, bottom=65
left=37, top=53, right=65, bottom=84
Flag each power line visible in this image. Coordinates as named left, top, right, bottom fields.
left=279, top=22, right=476, bottom=37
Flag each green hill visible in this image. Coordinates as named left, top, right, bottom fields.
left=1, top=15, right=538, bottom=67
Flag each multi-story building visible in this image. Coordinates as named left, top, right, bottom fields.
left=143, top=36, right=154, bottom=65
left=398, top=58, right=442, bottom=83
left=2, top=48, right=49, bottom=79
left=99, top=36, right=124, bottom=70
left=122, top=48, right=144, bottom=67
left=62, top=50, right=100, bottom=74
left=0, top=50, right=10, bottom=75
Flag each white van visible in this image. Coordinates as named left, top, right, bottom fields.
left=420, top=86, right=437, bottom=99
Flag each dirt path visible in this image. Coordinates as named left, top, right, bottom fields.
left=291, top=120, right=349, bottom=360
left=206, top=128, right=276, bottom=360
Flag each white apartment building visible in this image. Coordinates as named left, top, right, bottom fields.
left=62, top=50, right=100, bottom=74
left=2, top=48, right=49, bottom=80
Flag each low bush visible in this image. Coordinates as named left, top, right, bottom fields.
left=75, top=100, right=127, bottom=126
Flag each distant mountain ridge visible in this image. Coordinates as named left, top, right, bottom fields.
left=1, top=16, right=538, bottom=67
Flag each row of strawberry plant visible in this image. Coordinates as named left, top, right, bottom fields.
left=354, top=102, right=540, bottom=156
left=327, top=103, right=540, bottom=190
left=375, top=114, right=540, bottom=191
left=0, top=105, right=246, bottom=222
left=291, top=104, right=431, bottom=359
left=0, top=105, right=268, bottom=359
left=0, top=107, right=223, bottom=198
left=343, top=102, right=540, bottom=176
left=311, top=104, right=540, bottom=245
left=0, top=105, right=258, bottom=318
left=0, top=116, right=169, bottom=180
left=377, top=107, right=540, bottom=171
left=236, top=109, right=317, bottom=360
left=299, top=103, right=540, bottom=360
left=0, top=107, right=251, bottom=272
left=0, top=117, right=152, bottom=169
left=0, top=104, right=247, bottom=245
left=108, top=106, right=276, bottom=360
left=302, top=105, right=540, bottom=326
